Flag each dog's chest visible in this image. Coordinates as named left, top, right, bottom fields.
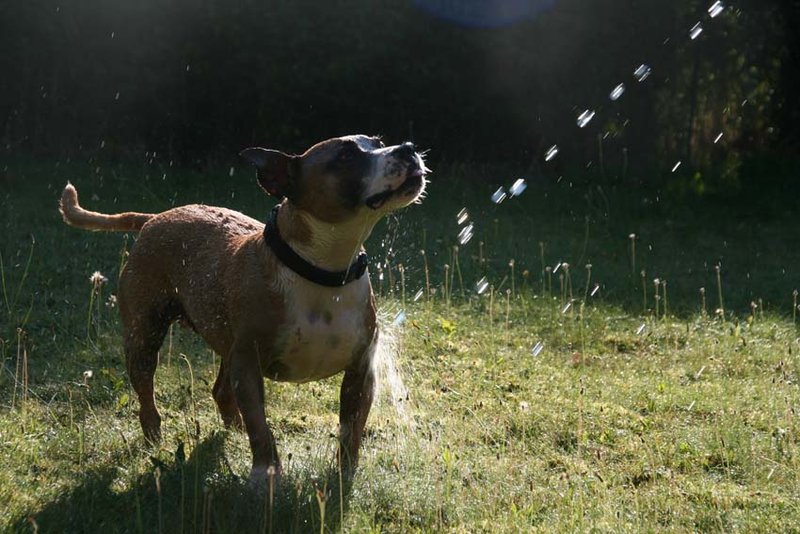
left=271, top=279, right=372, bottom=383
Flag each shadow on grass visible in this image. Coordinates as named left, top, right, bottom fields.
left=20, top=432, right=354, bottom=533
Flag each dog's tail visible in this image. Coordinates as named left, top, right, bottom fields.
left=59, top=182, right=154, bottom=232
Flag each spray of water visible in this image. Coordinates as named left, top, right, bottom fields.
left=370, top=308, right=414, bottom=429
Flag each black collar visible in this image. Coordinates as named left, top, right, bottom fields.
left=263, top=205, right=369, bottom=287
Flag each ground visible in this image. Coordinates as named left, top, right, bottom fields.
left=1, top=160, right=799, bottom=532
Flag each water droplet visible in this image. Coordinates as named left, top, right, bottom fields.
left=333, top=295, right=342, bottom=303
left=708, top=1, right=725, bottom=18
left=561, top=302, right=572, bottom=314
left=590, top=284, right=600, bottom=297
left=577, top=110, right=596, bottom=128
left=491, top=187, right=507, bottom=204
left=544, top=145, right=559, bottom=162
left=689, top=22, right=703, bottom=40
left=714, top=132, right=724, bottom=144
left=634, top=64, right=652, bottom=82
left=393, top=310, right=406, bottom=326
left=553, top=262, right=562, bottom=274
left=636, top=323, right=646, bottom=335
left=456, top=208, right=469, bottom=225
left=229, top=166, right=235, bottom=177
left=100, top=140, right=105, bottom=149
left=475, top=277, right=489, bottom=295
left=531, top=342, right=544, bottom=357
left=110, top=31, right=115, bottom=39
left=114, top=91, right=120, bottom=101
left=671, top=161, right=682, bottom=173
left=413, top=288, right=424, bottom=302
left=610, top=83, right=626, bottom=101
left=379, top=272, right=384, bottom=281
left=509, top=178, right=527, bottom=197
left=457, top=223, right=474, bottom=245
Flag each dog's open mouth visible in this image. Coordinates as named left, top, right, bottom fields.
left=365, top=169, right=425, bottom=210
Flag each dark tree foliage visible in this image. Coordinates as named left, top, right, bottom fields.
left=0, top=0, right=795, bottom=192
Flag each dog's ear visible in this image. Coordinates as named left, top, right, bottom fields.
left=239, top=148, right=296, bottom=199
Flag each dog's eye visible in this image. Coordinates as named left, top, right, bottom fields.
left=338, top=144, right=359, bottom=161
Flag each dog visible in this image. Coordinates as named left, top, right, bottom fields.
left=59, top=135, right=428, bottom=484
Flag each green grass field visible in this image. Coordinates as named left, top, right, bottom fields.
left=1, top=159, right=800, bottom=532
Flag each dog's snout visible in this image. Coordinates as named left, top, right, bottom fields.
left=395, top=142, right=417, bottom=160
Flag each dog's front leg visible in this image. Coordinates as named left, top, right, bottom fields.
left=338, top=343, right=376, bottom=475
left=229, top=339, right=281, bottom=486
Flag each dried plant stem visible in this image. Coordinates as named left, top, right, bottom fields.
left=399, top=264, right=406, bottom=307
left=453, top=246, right=465, bottom=299
left=715, top=265, right=725, bottom=319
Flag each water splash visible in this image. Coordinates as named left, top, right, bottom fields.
left=544, top=144, right=559, bottom=162
left=531, top=342, right=544, bottom=357
left=456, top=208, right=469, bottom=225
left=509, top=178, right=527, bottom=197
left=708, top=1, right=725, bottom=18
left=634, top=64, right=652, bottom=82
left=491, top=187, right=507, bottom=204
left=457, top=223, right=475, bottom=245
left=689, top=22, right=703, bottom=40
left=371, top=312, right=412, bottom=427
left=577, top=110, right=596, bottom=128
left=610, top=83, right=626, bottom=101
left=475, top=277, right=489, bottom=295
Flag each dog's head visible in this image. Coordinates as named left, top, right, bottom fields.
left=240, top=135, right=428, bottom=223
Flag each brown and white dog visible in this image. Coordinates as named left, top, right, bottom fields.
left=59, top=134, right=428, bottom=484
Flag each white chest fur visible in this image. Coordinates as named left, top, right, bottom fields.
left=273, top=273, right=373, bottom=383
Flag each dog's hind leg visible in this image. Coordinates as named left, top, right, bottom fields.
left=122, top=313, right=169, bottom=444
left=213, top=358, right=243, bottom=429
left=119, top=283, right=173, bottom=444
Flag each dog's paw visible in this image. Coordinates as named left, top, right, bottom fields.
left=247, top=464, right=282, bottom=493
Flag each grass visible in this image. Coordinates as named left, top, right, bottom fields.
left=1, top=157, right=800, bottom=532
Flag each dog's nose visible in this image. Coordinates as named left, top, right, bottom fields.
left=395, top=142, right=417, bottom=159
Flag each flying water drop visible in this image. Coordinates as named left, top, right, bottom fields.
left=610, top=83, right=625, bottom=101
left=456, top=208, right=469, bottom=225
left=413, top=288, right=424, bottom=302
left=531, top=342, right=544, bottom=357
left=634, top=64, right=652, bottom=82
left=671, top=161, right=682, bottom=173
left=393, top=310, right=406, bottom=326
left=590, top=283, right=600, bottom=297
left=708, top=1, right=725, bottom=18
left=475, top=277, right=489, bottom=295
left=561, top=301, right=572, bottom=314
left=509, top=178, right=527, bottom=197
left=229, top=166, right=235, bottom=177
left=689, top=22, right=703, bottom=40
left=577, top=110, right=596, bottom=128
left=544, top=145, right=559, bottom=162
left=491, top=187, right=507, bottom=204
left=636, top=323, right=646, bottom=335
left=714, top=132, right=724, bottom=144
left=457, top=223, right=474, bottom=245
